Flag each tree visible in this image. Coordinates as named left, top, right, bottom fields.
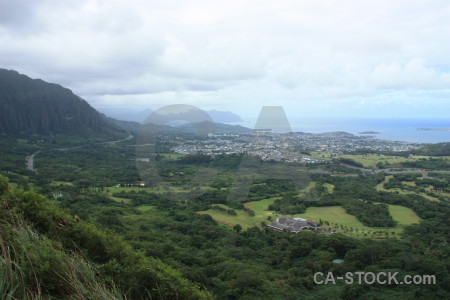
left=233, top=224, right=242, bottom=233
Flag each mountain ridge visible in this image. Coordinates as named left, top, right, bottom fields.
left=0, top=68, right=126, bottom=139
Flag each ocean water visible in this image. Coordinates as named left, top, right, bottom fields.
left=233, top=118, right=450, bottom=144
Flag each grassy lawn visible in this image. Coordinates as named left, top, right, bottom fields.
left=245, top=197, right=280, bottom=216
left=294, top=205, right=406, bottom=239
left=199, top=198, right=282, bottom=230
left=137, top=205, right=157, bottom=213
left=375, top=175, right=393, bottom=191
left=297, top=181, right=316, bottom=197
left=388, top=204, right=421, bottom=226
left=198, top=205, right=267, bottom=229
left=294, top=206, right=363, bottom=228
left=323, top=183, right=335, bottom=194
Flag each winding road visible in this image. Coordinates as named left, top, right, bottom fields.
left=26, top=151, right=40, bottom=172
left=25, top=134, right=133, bottom=172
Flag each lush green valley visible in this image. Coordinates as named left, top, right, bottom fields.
left=1, top=135, right=450, bottom=299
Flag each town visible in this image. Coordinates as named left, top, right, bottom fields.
left=170, top=130, right=421, bottom=163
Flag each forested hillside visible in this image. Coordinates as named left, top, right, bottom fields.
left=0, top=175, right=211, bottom=299
left=0, top=69, right=126, bottom=139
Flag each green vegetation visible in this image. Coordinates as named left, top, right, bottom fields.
left=0, top=68, right=127, bottom=140
left=199, top=199, right=280, bottom=230
left=296, top=204, right=420, bottom=238
left=411, top=142, right=450, bottom=156
left=336, top=153, right=450, bottom=170
left=2, top=132, right=450, bottom=299
left=323, top=183, right=335, bottom=193
left=377, top=175, right=444, bottom=202
left=0, top=175, right=211, bottom=299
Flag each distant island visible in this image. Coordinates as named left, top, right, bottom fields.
left=417, top=128, right=450, bottom=131
left=359, top=131, right=380, bottom=134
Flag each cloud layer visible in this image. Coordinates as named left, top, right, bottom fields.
left=1, top=0, right=450, bottom=118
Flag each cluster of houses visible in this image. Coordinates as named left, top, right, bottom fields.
left=116, top=183, right=146, bottom=187
left=268, top=217, right=320, bottom=233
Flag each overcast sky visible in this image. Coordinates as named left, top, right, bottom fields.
left=1, top=0, right=450, bottom=120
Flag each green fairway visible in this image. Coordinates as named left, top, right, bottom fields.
left=245, top=197, right=279, bottom=216
left=376, top=175, right=440, bottom=202
left=388, top=204, right=421, bottom=226
left=105, top=186, right=146, bottom=203
left=137, top=205, right=157, bottom=213
left=294, top=206, right=363, bottom=228
left=375, top=175, right=393, bottom=191
left=294, top=205, right=406, bottom=238
left=199, top=198, right=282, bottom=230
left=297, top=181, right=316, bottom=197
left=323, top=183, right=335, bottom=194
left=198, top=204, right=269, bottom=229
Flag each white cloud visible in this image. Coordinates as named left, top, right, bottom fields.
left=1, top=0, right=450, bottom=118
left=371, top=58, right=441, bottom=90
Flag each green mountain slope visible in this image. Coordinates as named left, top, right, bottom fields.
left=0, top=175, right=211, bottom=299
left=0, top=69, right=126, bottom=139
